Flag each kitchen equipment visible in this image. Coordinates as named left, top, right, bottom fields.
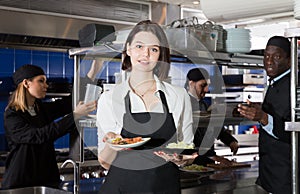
left=164, top=23, right=200, bottom=50
left=165, top=18, right=219, bottom=51
left=243, top=87, right=264, bottom=102
left=0, top=186, right=72, bottom=194
left=114, top=28, right=132, bottom=44
left=60, top=178, right=105, bottom=194
left=243, top=74, right=265, bottom=85
left=195, top=21, right=218, bottom=51
left=61, top=159, right=79, bottom=194
left=213, top=24, right=225, bottom=52
left=78, top=23, right=116, bottom=47
left=225, top=28, right=251, bottom=53
left=83, top=84, right=102, bottom=104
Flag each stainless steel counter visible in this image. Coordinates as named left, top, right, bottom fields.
left=59, top=160, right=265, bottom=194
left=181, top=160, right=267, bottom=194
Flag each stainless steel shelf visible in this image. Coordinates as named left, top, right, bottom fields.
left=68, top=43, right=264, bottom=68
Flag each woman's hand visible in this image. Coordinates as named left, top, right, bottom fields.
left=103, top=132, right=122, bottom=143
left=154, top=151, right=198, bottom=167
left=73, top=101, right=97, bottom=120
left=98, top=132, right=126, bottom=169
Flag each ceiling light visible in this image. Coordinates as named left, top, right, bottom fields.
left=193, top=1, right=200, bottom=5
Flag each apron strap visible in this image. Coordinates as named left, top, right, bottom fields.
left=124, top=91, right=131, bottom=113
left=158, top=90, right=170, bottom=113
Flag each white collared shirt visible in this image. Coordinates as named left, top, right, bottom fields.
left=96, top=75, right=194, bottom=151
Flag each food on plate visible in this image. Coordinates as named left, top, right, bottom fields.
left=183, top=164, right=207, bottom=171
left=166, top=141, right=195, bottom=149
left=111, top=137, right=143, bottom=145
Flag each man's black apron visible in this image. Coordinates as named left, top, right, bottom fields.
left=257, top=73, right=300, bottom=194
left=99, top=90, right=181, bottom=194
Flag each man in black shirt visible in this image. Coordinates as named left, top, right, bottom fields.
left=238, top=36, right=298, bottom=194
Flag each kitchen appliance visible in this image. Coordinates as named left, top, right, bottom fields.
left=78, top=23, right=116, bottom=47
left=243, top=74, right=265, bottom=85
left=164, top=19, right=219, bottom=51
left=243, top=87, right=264, bottom=102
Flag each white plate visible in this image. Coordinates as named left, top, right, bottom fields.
left=107, top=137, right=151, bottom=148
left=180, top=165, right=215, bottom=173
left=87, top=114, right=96, bottom=119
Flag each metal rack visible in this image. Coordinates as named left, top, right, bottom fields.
left=284, top=28, right=300, bottom=194
left=68, top=43, right=264, bottom=68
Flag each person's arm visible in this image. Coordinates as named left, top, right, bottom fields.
left=87, top=59, right=104, bottom=82
left=218, top=129, right=239, bottom=154
left=98, top=132, right=122, bottom=170
left=42, top=95, right=73, bottom=121
left=181, top=89, right=194, bottom=144
left=4, top=100, right=96, bottom=144
left=218, top=129, right=237, bottom=146
left=261, top=114, right=278, bottom=138
left=96, top=90, right=123, bottom=169
left=80, top=59, right=104, bottom=101
left=4, top=109, right=76, bottom=144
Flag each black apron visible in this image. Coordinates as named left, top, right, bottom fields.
left=257, top=73, right=300, bottom=194
left=256, top=128, right=291, bottom=194
left=99, top=90, right=181, bottom=194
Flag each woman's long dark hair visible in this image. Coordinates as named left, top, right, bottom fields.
left=121, top=20, right=171, bottom=80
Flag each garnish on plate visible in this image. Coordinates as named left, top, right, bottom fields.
left=166, top=141, right=195, bottom=149
left=111, top=137, right=143, bottom=145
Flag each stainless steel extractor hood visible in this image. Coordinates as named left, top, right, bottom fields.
left=0, top=0, right=150, bottom=50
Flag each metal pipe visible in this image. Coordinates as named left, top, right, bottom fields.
left=61, top=159, right=80, bottom=194
left=73, top=55, right=80, bottom=109
left=290, top=37, right=299, bottom=194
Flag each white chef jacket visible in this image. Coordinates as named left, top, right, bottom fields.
left=96, top=75, right=194, bottom=152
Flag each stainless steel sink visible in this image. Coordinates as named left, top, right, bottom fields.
left=0, top=186, right=72, bottom=194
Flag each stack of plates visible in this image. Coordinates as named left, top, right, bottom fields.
left=294, top=0, right=300, bottom=19
left=225, top=28, right=251, bottom=53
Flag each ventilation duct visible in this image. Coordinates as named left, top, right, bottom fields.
left=200, top=0, right=294, bottom=24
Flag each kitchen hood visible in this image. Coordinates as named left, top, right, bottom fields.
left=0, top=33, right=80, bottom=50
left=0, top=0, right=150, bottom=50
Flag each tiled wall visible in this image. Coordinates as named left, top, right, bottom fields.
left=0, top=48, right=74, bottom=150
left=0, top=48, right=219, bottom=151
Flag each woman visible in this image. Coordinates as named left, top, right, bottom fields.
left=2, top=64, right=96, bottom=189
left=96, top=20, right=194, bottom=193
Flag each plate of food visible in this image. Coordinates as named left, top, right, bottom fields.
left=107, top=137, right=151, bottom=148
left=180, top=164, right=215, bottom=173
left=166, top=141, right=195, bottom=149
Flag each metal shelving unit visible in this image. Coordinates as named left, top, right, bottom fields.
left=284, top=28, right=300, bottom=194
left=68, top=43, right=264, bottom=68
